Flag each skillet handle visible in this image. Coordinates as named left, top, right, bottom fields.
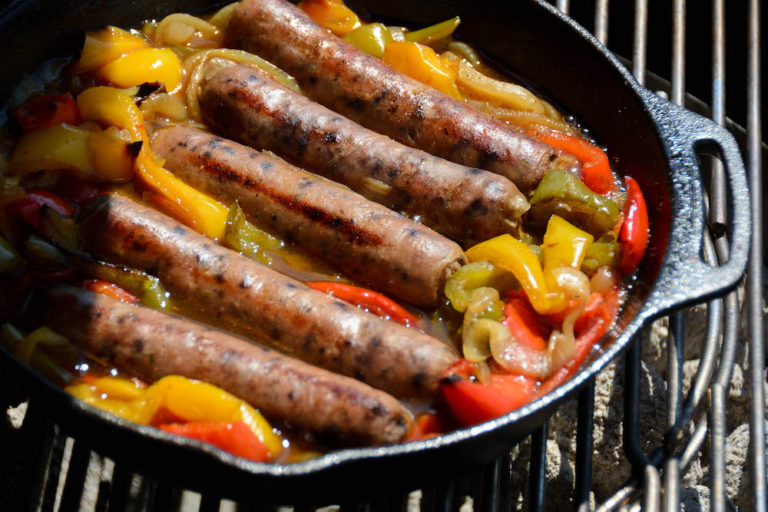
left=638, top=89, right=751, bottom=316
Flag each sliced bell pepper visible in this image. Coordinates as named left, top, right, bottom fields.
left=76, top=87, right=228, bottom=239
left=97, top=48, right=183, bottom=92
left=465, top=234, right=552, bottom=315
left=83, top=279, right=139, bottom=303
left=306, top=281, right=418, bottom=326
left=619, top=176, right=649, bottom=276
left=444, top=261, right=518, bottom=313
left=535, top=130, right=616, bottom=195
left=343, top=23, right=393, bottom=58
left=441, top=359, right=537, bottom=426
left=158, top=421, right=270, bottom=462
left=299, top=0, right=361, bottom=36
left=73, top=26, right=149, bottom=73
left=529, top=168, right=620, bottom=237
left=383, top=41, right=462, bottom=100
left=536, top=286, right=620, bottom=398
left=10, top=94, right=80, bottom=133
left=66, top=375, right=283, bottom=458
left=405, top=412, right=448, bottom=442
left=501, top=292, right=549, bottom=351
left=7, top=190, right=76, bottom=229
left=9, top=123, right=139, bottom=182
left=404, top=16, right=460, bottom=45
left=542, top=215, right=594, bottom=271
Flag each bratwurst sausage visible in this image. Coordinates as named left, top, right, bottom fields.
left=34, top=287, right=413, bottom=446
left=80, top=194, right=459, bottom=398
left=198, top=63, right=529, bottom=245
left=225, top=0, right=574, bottom=191
left=151, top=126, right=465, bottom=306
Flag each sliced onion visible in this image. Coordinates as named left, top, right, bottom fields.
left=154, top=13, right=220, bottom=47
left=207, top=2, right=239, bottom=30
left=457, top=59, right=546, bottom=114
left=184, top=50, right=300, bottom=122
left=590, top=266, right=620, bottom=294
left=139, top=93, right=188, bottom=121
left=488, top=322, right=552, bottom=379
left=466, top=100, right=575, bottom=134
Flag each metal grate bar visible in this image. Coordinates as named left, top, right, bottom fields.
left=631, top=0, right=647, bottom=86
left=574, top=379, right=595, bottom=512
left=527, top=423, right=547, bottom=512
left=746, top=0, right=767, bottom=509
left=593, top=0, right=609, bottom=45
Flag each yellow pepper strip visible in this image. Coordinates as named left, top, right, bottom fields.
left=403, top=16, right=461, bottom=45
left=73, top=26, right=149, bottom=74
left=466, top=234, right=551, bottom=314
left=9, top=123, right=137, bottom=182
left=66, top=375, right=283, bottom=458
left=97, top=48, right=183, bottom=92
left=383, top=41, right=462, bottom=100
left=77, top=87, right=228, bottom=239
left=542, top=215, right=594, bottom=271
left=299, top=0, right=361, bottom=36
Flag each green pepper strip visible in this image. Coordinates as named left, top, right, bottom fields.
left=222, top=203, right=282, bottom=266
left=530, top=169, right=620, bottom=236
left=404, top=16, right=461, bottom=45
left=343, top=23, right=393, bottom=58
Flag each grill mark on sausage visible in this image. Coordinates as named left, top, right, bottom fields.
left=34, top=287, right=414, bottom=446
left=196, top=153, right=382, bottom=246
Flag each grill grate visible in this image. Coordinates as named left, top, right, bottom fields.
left=1, top=1, right=765, bottom=511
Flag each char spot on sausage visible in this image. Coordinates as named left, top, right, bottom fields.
left=372, top=405, right=386, bottom=417
left=247, top=74, right=259, bottom=83
left=284, top=282, right=297, bottom=289
left=369, top=336, right=382, bottom=349
left=228, top=90, right=237, bottom=100
left=209, top=138, right=222, bottom=148
left=203, top=150, right=213, bottom=159
left=323, top=132, right=339, bottom=144
left=270, top=326, right=281, bottom=340
left=404, top=228, right=420, bottom=238
left=387, top=168, right=399, bottom=180
left=465, top=198, right=489, bottom=217
left=346, top=98, right=365, bottom=112
left=308, top=76, right=317, bottom=85
left=259, top=161, right=274, bottom=171
left=373, top=91, right=386, bottom=104
left=333, top=301, right=348, bottom=311
left=214, top=273, right=225, bottom=283
left=287, top=392, right=295, bottom=400
left=467, top=168, right=483, bottom=175
left=411, top=372, right=427, bottom=390
left=177, top=141, right=187, bottom=148
left=132, top=338, right=144, bottom=353
left=171, top=225, right=187, bottom=236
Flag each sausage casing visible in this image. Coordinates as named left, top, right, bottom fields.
left=33, top=287, right=413, bottom=446
left=199, top=63, right=529, bottom=245
left=226, top=0, right=572, bottom=191
left=152, top=126, right=465, bottom=306
left=79, top=194, right=459, bottom=398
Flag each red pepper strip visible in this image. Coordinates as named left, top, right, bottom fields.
left=158, top=421, right=270, bottom=462
left=536, top=287, right=621, bottom=398
left=501, top=291, right=549, bottom=351
left=10, top=93, right=81, bottom=133
left=535, top=130, right=616, bottom=195
left=619, top=176, right=649, bottom=276
left=306, top=281, right=418, bottom=326
left=441, top=360, right=537, bottom=427
left=54, top=179, right=105, bottom=205
left=83, top=279, right=139, bottom=304
left=7, top=190, right=76, bottom=229
left=406, top=412, right=447, bottom=442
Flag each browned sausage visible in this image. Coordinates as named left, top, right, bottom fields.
left=225, top=0, right=576, bottom=192
left=151, top=126, right=465, bottom=306
left=198, top=63, right=529, bottom=246
left=79, top=194, right=459, bottom=398
left=33, top=287, right=413, bottom=446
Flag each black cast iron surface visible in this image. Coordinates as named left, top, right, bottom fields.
left=0, top=0, right=752, bottom=505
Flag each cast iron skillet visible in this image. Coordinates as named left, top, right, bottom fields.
left=0, top=0, right=751, bottom=504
